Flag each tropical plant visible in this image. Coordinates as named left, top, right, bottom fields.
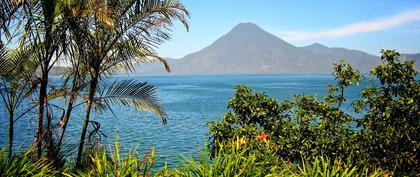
left=52, top=0, right=118, bottom=153
left=0, top=2, right=13, bottom=42
left=0, top=43, right=38, bottom=158
left=293, top=156, right=388, bottom=177
left=157, top=139, right=282, bottom=177
left=2, top=1, right=190, bottom=166
left=71, top=0, right=190, bottom=167
left=2, top=0, right=72, bottom=158
left=0, top=148, right=57, bottom=177
left=156, top=138, right=389, bottom=177
left=64, top=134, right=156, bottom=177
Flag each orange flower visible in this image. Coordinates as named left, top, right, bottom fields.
left=236, top=135, right=246, bottom=145
left=256, top=131, right=269, bottom=143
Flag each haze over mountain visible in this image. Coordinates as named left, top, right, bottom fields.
left=133, top=23, right=419, bottom=75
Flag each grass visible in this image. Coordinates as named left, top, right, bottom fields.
left=155, top=139, right=390, bottom=177
left=294, top=156, right=389, bottom=177
left=0, top=137, right=393, bottom=177
left=0, top=148, right=57, bottom=177
left=156, top=143, right=280, bottom=177
left=63, top=135, right=156, bottom=177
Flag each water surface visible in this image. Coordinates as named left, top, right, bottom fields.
left=0, top=74, right=371, bottom=166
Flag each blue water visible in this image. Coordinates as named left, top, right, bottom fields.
left=0, top=74, right=369, bottom=166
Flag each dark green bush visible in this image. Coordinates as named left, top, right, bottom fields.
left=207, top=50, right=419, bottom=175
left=353, top=49, right=419, bottom=173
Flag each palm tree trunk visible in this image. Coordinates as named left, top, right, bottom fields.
left=57, top=92, right=77, bottom=148
left=41, top=0, right=56, bottom=159
left=36, top=71, right=47, bottom=158
left=76, top=75, right=98, bottom=167
left=46, top=98, right=53, bottom=158
left=8, top=110, right=14, bottom=159
left=57, top=58, right=82, bottom=148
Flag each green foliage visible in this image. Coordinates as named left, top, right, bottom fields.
left=329, top=61, right=361, bottom=106
left=0, top=149, right=57, bottom=177
left=294, top=156, right=387, bottom=177
left=2, top=0, right=190, bottom=164
left=207, top=73, right=357, bottom=162
left=157, top=140, right=282, bottom=177
left=353, top=49, right=419, bottom=173
left=0, top=137, right=391, bottom=176
left=0, top=44, right=38, bottom=158
left=208, top=50, right=419, bottom=175
left=95, top=79, right=167, bottom=123
left=207, top=85, right=289, bottom=154
left=156, top=139, right=389, bottom=177
left=66, top=135, right=156, bottom=177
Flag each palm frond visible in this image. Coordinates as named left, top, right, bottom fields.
left=89, top=0, right=115, bottom=28
left=95, top=79, right=167, bottom=123
left=0, top=43, right=11, bottom=76
left=0, top=44, right=38, bottom=124
left=0, top=45, right=38, bottom=94
left=102, top=41, right=171, bottom=74
left=47, top=88, right=69, bottom=101
left=92, top=0, right=189, bottom=74
left=8, top=46, right=38, bottom=80
left=0, top=0, right=23, bottom=42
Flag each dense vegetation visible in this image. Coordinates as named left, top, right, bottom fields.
left=1, top=0, right=419, bottom=176
left=208, top=50, right=419, bottom=176
left=1, top=47, right=418, bottom=176
left=1, top=0, right=189, bottom=169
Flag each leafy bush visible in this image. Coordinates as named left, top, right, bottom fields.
left=0, top=148, right=57, bottom=177
left=352, top=50, right=419, bottom=173
left=156, top=139, right=284, bottom=177
left=156, top=138, right=389, bottom=177
left=207, top=66, right=358, bottom=161
left=293, top=156, right=388, bottom=177
left=207, top=50, right=419, bottom=175
left=65, top=135, right=156, bottom=177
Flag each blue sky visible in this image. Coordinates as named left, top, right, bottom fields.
left=157, top=0, right=420, bottom=58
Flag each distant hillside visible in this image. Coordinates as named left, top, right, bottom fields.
left=401, top=53, right=420, bottom=71
left=49, top=66, right=69, bottom=75
left=300, top=43, right=379, bottom=72
left=130, top=58, right=177, bottom=75
left=133, top=23, right=418, bottom=75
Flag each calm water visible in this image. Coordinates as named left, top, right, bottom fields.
left=0, top=74, right=369, bottom=166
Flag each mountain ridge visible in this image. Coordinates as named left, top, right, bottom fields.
left=133, top=23, right=419, bottom=75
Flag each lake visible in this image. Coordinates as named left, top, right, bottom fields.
left=0, top=74, right=370, bottom=166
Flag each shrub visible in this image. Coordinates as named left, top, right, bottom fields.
left=156, top=139, right=283, bottom=177
left=156, top=139, right=389, bottom=177
left=353, top=50, right=419, bottom=173
left=0, top=148, right=57, bottom=177
left=207, top=50, right=419, bottom=175
left=293, top=156, right=388, bottom=177
left=65, top=135, right=156, bottom=177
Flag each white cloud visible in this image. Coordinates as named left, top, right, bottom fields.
left=282, top=8, right=420, bottom=42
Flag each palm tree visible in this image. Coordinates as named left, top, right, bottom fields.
left=2, top=0, right=190, bottom=165
left=55, top=46, right=88, bottom=150
left=54, top=0, right=118, bottom=150
left=0, top=43, right=38, bottom=158
left=4, top=0, right=70, bottom=158
left=72, top=0, right=190, bottom=166
left=4, top=0, right=108, bottom=159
